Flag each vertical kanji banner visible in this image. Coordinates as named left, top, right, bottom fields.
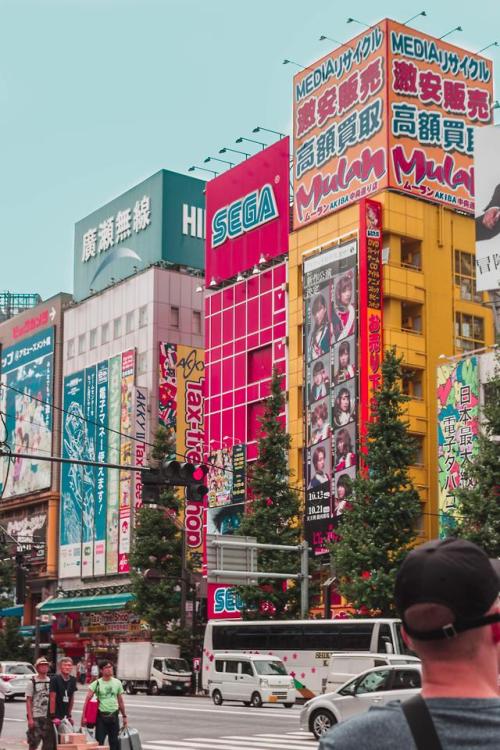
left=358, top=199, right=383, bottom=448
left=106, top=354, right=122, bottom=574
left=81, top=366, right=97, bottom=578
left=94, top=360, right=108, bottom=576
left=437, top=356, right=480, bottom=536
left=118, top=349, right=135, bottom=574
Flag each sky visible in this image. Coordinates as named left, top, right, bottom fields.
left=1, top=0, right=499, bottom=300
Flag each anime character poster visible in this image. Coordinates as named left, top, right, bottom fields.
left=118, top=350, right=135, bottom=574
left=81, top=366, right=97, bottom=578
left=0, top=328, right=54, bottom=498
left=303, top=240, right=358, bottom=555
left=106, top=355, right=122, bottom=574
left=94, top=361, right=108, bottom=575
left=206, top=446, right=246, bottom=536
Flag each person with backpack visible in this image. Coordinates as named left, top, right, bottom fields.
left=26, top=656, right=52, bottom=750
left=49, top=657, right=77, bottom=729
left=319, top=538, right=500, bottom=749
left=81, top=660, right=127, bottom=750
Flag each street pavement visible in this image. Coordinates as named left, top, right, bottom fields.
left=1, top=691, right=318, bottom=749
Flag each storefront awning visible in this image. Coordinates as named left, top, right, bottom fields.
left=39, top=593, right=134, bottom=614
left=0, top=605, right=23, bottom=618
left=19, top=624, right=52, bottom=637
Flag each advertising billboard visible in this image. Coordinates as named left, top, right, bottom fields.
left=437, top=356, right=480, bottom=536
left=158, top=343, right=206, bottom=562
left=59, top=349, right=136, bottom=579
left=206, top=444, right=246, bottom=536
left=293, top=25, right=387, bottom=228
left=207, top=583, right=243, bottom=620
left=293, top=20, right=493, bottom=228
left=74, top=170, right=205, bottom=302
left=0, top=328, right=54, bottom=499
left=303, top=240, right=358, bottom=556
left=387, top=20, right=493, bottom=212
left=475, top=125, right=500, bottom=292
left=205, top=139, right=290, bottom=284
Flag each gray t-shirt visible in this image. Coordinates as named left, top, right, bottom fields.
left=318, top=698, right=500, bottom=749
left=25, top=676, right=50, bottom=719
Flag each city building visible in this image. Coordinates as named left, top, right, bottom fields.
left=0, top=293, right=72, bottom=650
left=42, top=169, right=206, bottom=663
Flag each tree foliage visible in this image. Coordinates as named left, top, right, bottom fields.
left=331, top=348, right=421, bottom=615
left=451, top=347, right=500, bottom=555
left=129, top=427, right=192, bottom=652
left=235, top=367, right=303, bottom=619
left=0, top=617, right=32, bottom=661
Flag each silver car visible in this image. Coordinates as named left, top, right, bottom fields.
left=0, top=662, right=36, bottom=700
left=300, top=664, right=422, bottom=740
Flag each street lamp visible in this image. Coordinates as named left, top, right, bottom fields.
left=252, top=126, right=285, bottom=140
left=219, top=146, right=250, bottom=159
left=204, top=156, right=235, bottom=168
left=235, top=136, right=266, bottom=150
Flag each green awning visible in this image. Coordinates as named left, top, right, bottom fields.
left=0, top=605, right=23, bottom=618
left=19, top=624, right=52, bottom=637
left=39, top=593, right=134, bottom=614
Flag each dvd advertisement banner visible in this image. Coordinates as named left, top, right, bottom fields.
left=0, top=328, right=54, bottom=499
left=303, top=240, right=358, bottom=556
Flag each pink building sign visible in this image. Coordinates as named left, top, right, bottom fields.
left=205, top=139, right=290, bottom=285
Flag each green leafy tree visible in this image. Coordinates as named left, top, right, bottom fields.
left=451, top=347, right=500, bottom=555
left=331, top=348, right=421, bottom=615
left=235, top=367, right=303, bottom=619
left=0, top=617, right=32, bottom=661
left=130, top=427, right=192, bottom=653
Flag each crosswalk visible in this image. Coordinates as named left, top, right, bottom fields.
left=142, top=730, right=316, bottom=749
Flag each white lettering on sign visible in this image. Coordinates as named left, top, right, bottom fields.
left=182, top=204, right=206, bottom=239
left=211, top=183, right=278, bottom=249
left=81, top=195, right=151, bottom=263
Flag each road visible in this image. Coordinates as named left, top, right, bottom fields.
left=2, top=692, right=318, bottom=749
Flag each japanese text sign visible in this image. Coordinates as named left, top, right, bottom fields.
left=293, top=20, right=494, bottom=228
left=206, top=139, right=290, bottom=283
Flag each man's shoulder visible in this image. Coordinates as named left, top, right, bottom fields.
left=319, top=702, right=412, bottom=750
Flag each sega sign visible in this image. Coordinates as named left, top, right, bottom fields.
left=211, top=184, right=278, bottom=248
left=207, top=583, right=243, bottom=620
left=206, top=138, right=290, bottom=283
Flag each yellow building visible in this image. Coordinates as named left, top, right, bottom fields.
left=287, top=192, right=495, bottom=542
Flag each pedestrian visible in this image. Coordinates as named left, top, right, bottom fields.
left=0, top=661, right=6, bottom=736
left=77, top=658, right=87, bottom=685
left=49, top=657, right=77, bottom=730
left=81, top=660, right=128, bottom=750
left=26, top=657, right=52, bottom=750
left=319, top=538, right=500, bottom=749
left=90, top=662, right=99, bottom=681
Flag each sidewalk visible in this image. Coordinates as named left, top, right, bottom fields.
left=1, top=737, right=26, bottom=750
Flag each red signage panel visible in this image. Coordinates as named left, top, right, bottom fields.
left=205, top=139, right=290, bottom=284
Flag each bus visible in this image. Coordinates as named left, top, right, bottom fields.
left=202, top=618, right=408, bottom=699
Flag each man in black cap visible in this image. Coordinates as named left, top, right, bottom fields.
left=319, top=538, right=500, bottom=749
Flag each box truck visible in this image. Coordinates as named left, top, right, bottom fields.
left=117, top=642, right=192, bottom=695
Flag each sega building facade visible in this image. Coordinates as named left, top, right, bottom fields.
left=48, top=170, right=205, bottom=660
left=288, top=18, right=495, bottom=583
left=203, top=139, right=290, bottom=619
left=0, top=294, right=71, bottom=646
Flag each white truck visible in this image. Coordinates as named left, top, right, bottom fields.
left=117, top=642, right=192, bottom=696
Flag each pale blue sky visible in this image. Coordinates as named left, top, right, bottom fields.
left=1, top=0, right=499, bottom=299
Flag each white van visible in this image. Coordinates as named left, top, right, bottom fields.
left=208, top=652, right=295, bottom=707
left=325, top=652, right=421, bottom=692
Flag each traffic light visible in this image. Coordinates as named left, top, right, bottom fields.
left=140, top=467, right=162, bottom=505
left=160, top=459, right=208, bottom=500
left=15, top=553, right=28, bottom=605
left=187, top=464, right=209, bottom=501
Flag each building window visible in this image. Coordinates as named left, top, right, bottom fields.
left=126, top=311, right=135, bottom=334
left=67, top=339, right=74, bottom=359
left=401, top=238, right=422, bottom=270
left=455, top=312, right=485, bottom=351
left=193, top=310, right=202, bottom=335
left=402, top=368, right=423, bottom=399
left=101, top=323, right=109, bottom=344
left=401, top=302, right=423, bottom=333
left=412, top=435, right=425, bottom=466
left=89, top=328, right=97, bottom=349
left=113, top=317, right=122, bottom=339
left=78, top=334, right=86, bottom=354
left=137, top=351, right=147, bottom=374
left=139, top=305, right=148, bottom=328
left=171, top=306, right=179, bottom=328
left=454, top=250, right=481, bottom=302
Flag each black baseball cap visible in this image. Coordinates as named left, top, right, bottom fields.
left=395, top=538, right=500, bottom=641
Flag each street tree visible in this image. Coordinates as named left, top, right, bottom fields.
left=0, top=617, right=31, bottom=661
left=331, top=348, right=421, bottom=615
left=130, top=427, right=192, bottom=650
left=235, top=366, right=303, bottom=619
left=451, top=347, right=500, bottom=555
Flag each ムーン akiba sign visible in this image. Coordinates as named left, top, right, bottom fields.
left=205, top=139, right=289, bottom=283
left=292, top=19, right=494, bottom=228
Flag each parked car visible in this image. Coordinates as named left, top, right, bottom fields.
left=207, top=653, right=295, bottom=708
left=0, top=662, right=36, bottom=701
left=300, top=664, right=422, bottom=740
left=325, top=652, right=420, bottom=692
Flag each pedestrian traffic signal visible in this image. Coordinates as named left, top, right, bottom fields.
left=140, top=467, right=162, bottom=505
left=160, top=459, right=208, bottom=499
